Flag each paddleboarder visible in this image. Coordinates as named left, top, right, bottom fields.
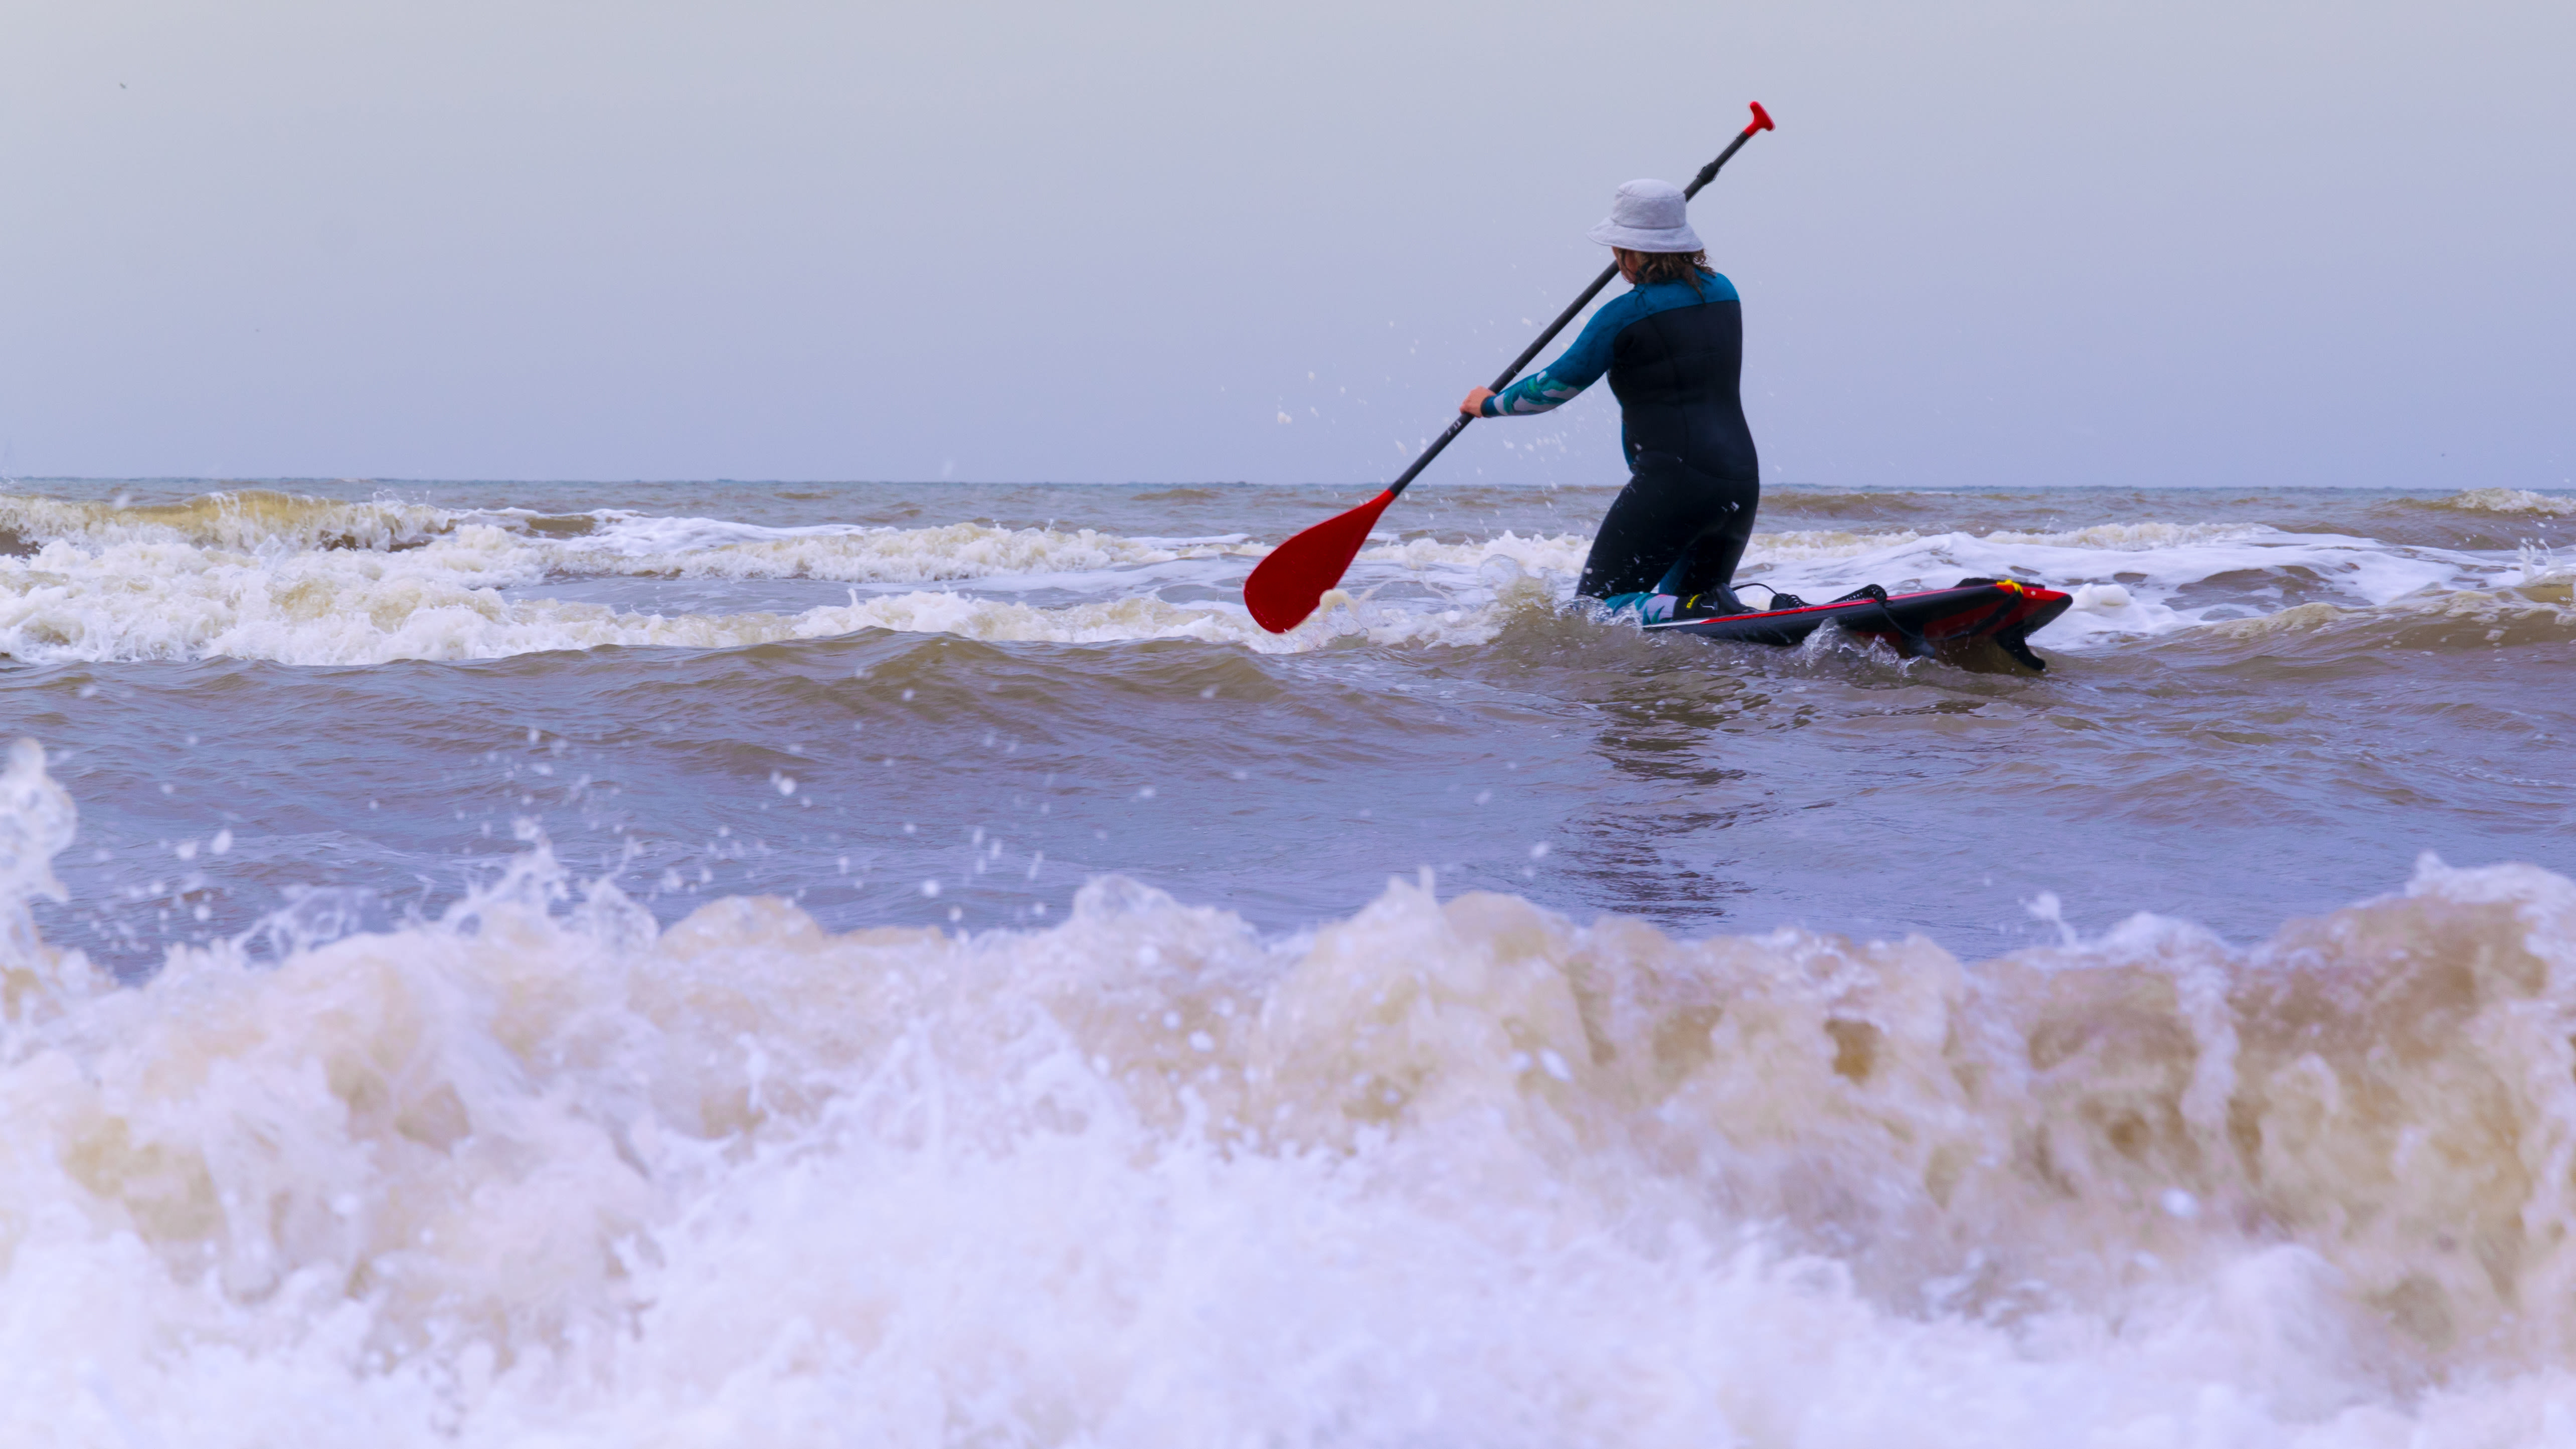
left=1460, top=179, right=1761, bottom=618
left=1242, top=103, right=1772, bottom=636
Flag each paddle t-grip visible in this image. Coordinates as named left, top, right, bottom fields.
left=1685, top=102, right=1775, bottom=199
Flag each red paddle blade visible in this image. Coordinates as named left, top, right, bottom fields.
left=1243, top=488, right=1396, bottom=633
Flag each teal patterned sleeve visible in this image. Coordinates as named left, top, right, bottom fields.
left=1479, top=368, right=1589, bottom=417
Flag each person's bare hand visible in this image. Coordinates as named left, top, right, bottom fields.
left=1460, top=387, right=1495, bottom=417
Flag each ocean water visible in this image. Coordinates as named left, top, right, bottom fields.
left=1, top=477, right=2572, bottom=1444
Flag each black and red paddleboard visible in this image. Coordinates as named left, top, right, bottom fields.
left=1645, top=577, right=2074, bottom=672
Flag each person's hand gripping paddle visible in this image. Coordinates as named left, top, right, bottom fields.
left=1242, top=102, right=1775, bottom=634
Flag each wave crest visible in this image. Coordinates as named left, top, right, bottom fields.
left=2417, top=488, right=2576, bottom=517
left=0, top=489, right=455, bottom=553
left=2200, top=572, right=2576, bottom=653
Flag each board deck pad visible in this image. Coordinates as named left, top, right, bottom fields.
left=1643, top=577, right=2074, bottom=671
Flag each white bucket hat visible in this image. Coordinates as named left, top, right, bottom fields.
left=1586, top=178, right=1703, bottom=253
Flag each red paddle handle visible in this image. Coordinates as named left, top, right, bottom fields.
left=1682, top=102, right=1775, bottom=202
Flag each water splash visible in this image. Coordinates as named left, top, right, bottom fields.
left=1, top=746, right=2574, bottom=1441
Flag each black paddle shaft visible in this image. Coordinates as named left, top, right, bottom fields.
left=1382, top=109, right=1773, bottom=502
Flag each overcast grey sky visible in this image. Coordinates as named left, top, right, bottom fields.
left=3, top=0, right=2568, bottom=489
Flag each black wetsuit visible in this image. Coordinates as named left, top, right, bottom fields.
left=1479, top=271, right=1759, bottom=605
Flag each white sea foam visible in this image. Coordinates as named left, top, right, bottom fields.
left=0, top=505, right=1571, bottom=663
left=3, top=743, right=2576, bottom=1442
left=1737, top=523, right=2513, bottom=647
left=0, top=532, right=1554, bottom=664
left=543, top=514, right=1257, bottom=583
left=0, top=490, right=453, bottom=551
left=1352, top=529, right=1594, bottom=573
left=0, top=490, right=2552, bottom=664
left=0, top=491, right=1259, bottom=585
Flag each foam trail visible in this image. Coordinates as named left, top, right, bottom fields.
left=3, top=744, right=2576, bottom=1442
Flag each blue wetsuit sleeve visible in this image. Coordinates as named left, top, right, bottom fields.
left=1479, top=295, right=1633, bottom=417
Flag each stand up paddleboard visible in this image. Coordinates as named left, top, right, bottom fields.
left=1645, top=577, right=2073, bottom=672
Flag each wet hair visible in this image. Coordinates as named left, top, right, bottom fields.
left=1617, top=248, right=1714, bottom=292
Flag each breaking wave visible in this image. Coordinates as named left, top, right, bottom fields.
left=539, top=516, right=1252, bottom=585
left=0, top=543, right=1568, bottom=667
left=4, top=739, right=2576, bottom=1442
left=2202, top=573, right=2576, bottom=654
left=0, top=487, right=2562, bottom=666
left=0, top=489, right=1255, bottom=582
left=0, top=489, right=455, bottom=554
left=2413, top=488, right=2576, bottom=518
